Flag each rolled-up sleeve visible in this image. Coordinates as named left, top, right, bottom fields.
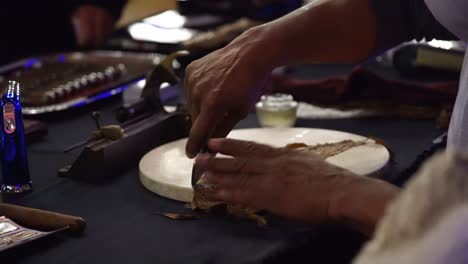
left=369, top=0, right=458, bottom=50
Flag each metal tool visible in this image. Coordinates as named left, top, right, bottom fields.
left=191, top=146, right=208, bottom=186
left=63, top=111, right=124, bottom=153
left=115, top=50, right=189, bottom=123
left=0, top=81, right=32, bottom=193
left=58, top=52, right=191, bottom=180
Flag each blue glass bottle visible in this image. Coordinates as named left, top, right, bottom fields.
left=0, top=80, right=32, bottom=193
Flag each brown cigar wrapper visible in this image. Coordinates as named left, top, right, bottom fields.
left=0, top=203, right=86, bottom=234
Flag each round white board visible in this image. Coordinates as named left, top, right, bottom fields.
left=139, top=128, right=390, bottom=202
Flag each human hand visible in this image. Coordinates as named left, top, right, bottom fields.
left=184, top=27, right=278, bottom=158
left=195, top=138, right=365, bottom=223
left=71, top=5, right=115, bottom=47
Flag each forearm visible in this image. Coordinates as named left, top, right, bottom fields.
left=330, top=176, right=400, bottom=236
left=228, top=0, right=458, bottom=71
left=233, top=0, right=379, bottom=68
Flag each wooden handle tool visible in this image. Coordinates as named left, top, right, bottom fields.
left=0, top=203, right=86, bottom=233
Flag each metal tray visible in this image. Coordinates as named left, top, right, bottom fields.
left=0, top=51, right=166, bottom=115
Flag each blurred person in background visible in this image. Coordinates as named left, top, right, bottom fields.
left=0, top=1, right=126, bottom=65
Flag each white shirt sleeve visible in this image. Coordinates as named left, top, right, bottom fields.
left=354, top=151, right=468, bottom=263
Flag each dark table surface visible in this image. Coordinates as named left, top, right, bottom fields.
left=1, top=64, right=445, bottom=264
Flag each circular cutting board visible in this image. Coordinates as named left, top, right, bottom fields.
left=139, top=128, right=390, bottom=202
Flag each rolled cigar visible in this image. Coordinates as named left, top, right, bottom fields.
left=0, top=203, right=86, bottom=234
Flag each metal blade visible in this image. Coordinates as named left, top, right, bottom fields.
left=191, top=146, right=208, bottom=186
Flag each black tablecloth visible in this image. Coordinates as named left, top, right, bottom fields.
left=1, top=64, right=445, bottom=264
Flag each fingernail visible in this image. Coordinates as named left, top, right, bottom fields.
left=186, top=151, right=196, bottom=159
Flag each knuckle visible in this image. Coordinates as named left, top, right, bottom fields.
left=231, top=188, right=248, bottom=204
left=216, top=139, right=228, bottom=150
left=230, top=173, right=259, bottom=206
left=233, top=158, right=248, bottom=173
left=236, top=173, right=252, bottom=191
left=208, top=159, right=222, bottom=171
left=244, top=141, right=257, bottom=153
left=205, top=89, right=222, bottom=108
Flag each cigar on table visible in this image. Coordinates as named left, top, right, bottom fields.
left=0, top=203, right=86, bottom=234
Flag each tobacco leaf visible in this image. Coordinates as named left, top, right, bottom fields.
left=286, top=139, right=367, bottom=158
left=157, top=213, right=201, bottom=220
left=191, top=184, right=268, bottom=227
